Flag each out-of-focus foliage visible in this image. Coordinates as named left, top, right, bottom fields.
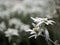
left=0, top=0, right=56, bottom=18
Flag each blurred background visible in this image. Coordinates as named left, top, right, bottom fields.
left=0, top=0, right=60, bottom=45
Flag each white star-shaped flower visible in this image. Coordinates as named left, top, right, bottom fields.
left=4, top=28, right=19, bottom=37
left=25, top=17, right=55, bottom=39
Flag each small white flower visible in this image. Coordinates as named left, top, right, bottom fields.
left=4, top=28, right=19, bottom=37
left=25, top=17, right=55, bottom=39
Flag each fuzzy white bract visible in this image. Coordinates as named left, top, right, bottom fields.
left=25, top=29, right=37, bottom=38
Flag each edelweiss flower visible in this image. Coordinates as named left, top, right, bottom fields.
left=25, top=17, right=55, bottom=39
left=4, top=28, right=19, bottom=37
